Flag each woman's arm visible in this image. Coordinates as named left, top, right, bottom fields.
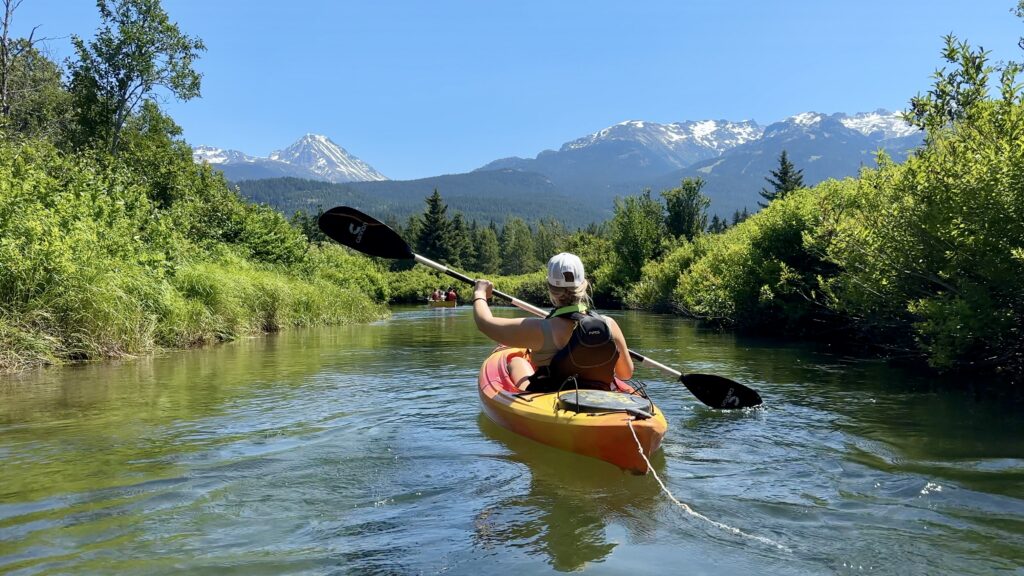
left=472, top=280, right=544, bottom=349
left=606, top=317, right=634, bottom=380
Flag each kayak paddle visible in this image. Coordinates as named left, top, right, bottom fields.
left=318, top=205, right=763, bottom=410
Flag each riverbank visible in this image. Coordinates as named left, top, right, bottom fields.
left=0, top=247, right=390, bottom=373
left=0, top=140, right=389, bottom=374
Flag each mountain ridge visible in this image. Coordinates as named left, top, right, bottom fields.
left=193, top=134, right=387, bottom=183
left=198, top=109, right=923, bottom=222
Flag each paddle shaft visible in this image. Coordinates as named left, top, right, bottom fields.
left=317, top=205, right=760, bottom=408
left=414, top=254, right=681, bottom=379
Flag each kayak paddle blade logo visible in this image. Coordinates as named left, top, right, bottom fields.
left=348, top=222, right=368, bottom=244
left=318, top=206, right=414, bottom=260
left=682, top=373, right=762, bottom=409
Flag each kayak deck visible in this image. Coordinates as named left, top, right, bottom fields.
left=477, top=347, right=667, bottom=474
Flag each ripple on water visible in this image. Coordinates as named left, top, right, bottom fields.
left=1, top=314, right=1023, bottom=575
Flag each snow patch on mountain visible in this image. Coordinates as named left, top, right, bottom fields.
left=838, top=109, right=919, bottom=139
left=790, top=112, right=823, bottom=126
left=562, top=119, right=764, bottom=168
left=269, top=133, right=386, bottom=182
left=192, top=134, right=387, bottom=183
left=192, top=145, right=257, bottom=165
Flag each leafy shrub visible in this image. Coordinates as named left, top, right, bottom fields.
left=672, top=183, right=840, bottom=332
left=824, top=98, right=1024, bottom=374
left=624, top=238, right=706, bottom=312
left=0, top=139, right=389, bottom=371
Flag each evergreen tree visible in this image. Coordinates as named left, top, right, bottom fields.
left=416, top=189, right=452, bottom=262
left=662, top=177, right=710, bottom=241
left=708, top=214, right=727, bottom=234
left=448, top=212, right=473, bottom=268
left=759, top=150, right=804, bottom=208
left=533, top=217, right=567, bottom=264
left=404, top=214, right=422, bottom=247
left=500, top=217, right=538, bottom=275
left=731, top=207, right=751, bottom=226
left=289, top=208, right=326, bottom=243
left=472, top=226, right=501, bottom=274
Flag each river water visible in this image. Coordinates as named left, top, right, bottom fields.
left=1, top=306, right=1021, bottom=574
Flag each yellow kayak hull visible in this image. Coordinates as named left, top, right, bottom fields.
left=477, top=347, right=667, bottom=474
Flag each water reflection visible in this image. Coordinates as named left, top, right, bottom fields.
left=0, top=306, right=1021, bottom=574
left=474, top=415, right=663, bottom=571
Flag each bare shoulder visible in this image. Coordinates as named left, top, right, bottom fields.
left=601, top=314, right=622, bottom=330
left=602, top=314, right=628, bottom=339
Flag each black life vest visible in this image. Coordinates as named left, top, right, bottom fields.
left=528, top=305, right=619, bottom=392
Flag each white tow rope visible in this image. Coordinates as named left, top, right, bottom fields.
left=626, top=420, right=790, bottom=552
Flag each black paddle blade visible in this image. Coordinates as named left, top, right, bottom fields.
left=680, top=373, right=763, bottom=409
left=318, top=206, right=414, bottom=260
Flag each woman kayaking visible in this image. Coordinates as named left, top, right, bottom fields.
left=472, top=252, right=633, bottom=392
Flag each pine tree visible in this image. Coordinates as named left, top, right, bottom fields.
left=472, top=226, right=501, bottom=274
left=448, top=212, right=473, bottom=268
left=416, top=189, right=452, bottom=262
left=500, top=217, right=538, bottom=275
left=758, top=150, right=804, bottom=208
left=731, top=207, right=751, bottom=226
left=533, top=217, right=567, bottom=264
left=708, top=214, right=727, bottom=234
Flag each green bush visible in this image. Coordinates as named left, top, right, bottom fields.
left=824, top=99, right=1024, bottom=374
left=624, top=238, right=706, bottom=312
left=672, top=183, right=840, bottom=332
left=0, top=139, right=389, bottom=371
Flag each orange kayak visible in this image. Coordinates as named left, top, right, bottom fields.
left=477, top=347, right=668, bottom=474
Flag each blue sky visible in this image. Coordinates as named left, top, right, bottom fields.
left=12, top=1, right=1023, bottom=180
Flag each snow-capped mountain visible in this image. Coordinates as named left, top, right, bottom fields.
left=211, top=110, right=924, bottom=223
left=269, top=134, right=387, bottom=183
left=767, top=110, right=919, bottom=141
left=562, top=119, right=763, bottom=168
left=643, top=110, right=924, bottom=216
left=192, top=145, right=257, bottom=164
left=192, top=134, right=387, bottom=183
left=477, top=119, right=763, bottom=191
left=837, top=109, right=918, bottom=140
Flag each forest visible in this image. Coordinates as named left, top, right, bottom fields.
left=0, top=0, right=1021, bottom=390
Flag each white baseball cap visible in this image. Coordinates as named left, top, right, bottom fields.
left=547, top=252, right=586, bottom=288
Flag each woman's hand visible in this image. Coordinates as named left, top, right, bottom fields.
left=474, top=279, right=493, bottom=301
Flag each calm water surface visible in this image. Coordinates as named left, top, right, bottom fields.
left=1, top=307, right=1022, bottom=574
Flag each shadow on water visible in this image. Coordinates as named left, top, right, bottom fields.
left=474, top=414, right=664, bottom=572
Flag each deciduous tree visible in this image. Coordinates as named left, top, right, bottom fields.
left=68, top=0, right=205, bottom=155
left=662, top=177, right=710, bottom=241
left=609, top=190, right=665, bottom=284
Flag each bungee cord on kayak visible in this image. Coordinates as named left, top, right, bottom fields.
left=626, top=420, right=791, bottom=553
left=316, top=205, right=781, bottom=546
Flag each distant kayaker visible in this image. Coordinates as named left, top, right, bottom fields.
left=431, top=288, right=442, bottom=301
left=446, top=287, right=457, bottom=302
left=472, top=252, right=633, bottom=391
